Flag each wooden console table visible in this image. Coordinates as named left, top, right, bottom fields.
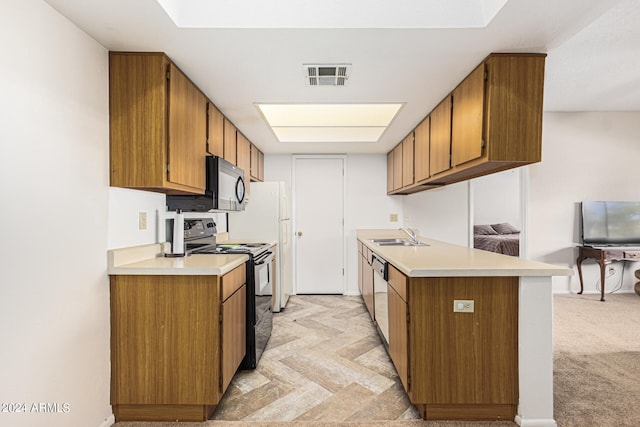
left=576, top=246, right=640, bottom=301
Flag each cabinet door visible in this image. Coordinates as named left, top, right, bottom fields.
left=223, top=118, right=237, bottom=165
left=386, top=151, right=394, bottom=194
left=236, top=133, right=251, bottom=194
left=414, top=116, right=430, bottom=182
left=388, top=283, right=408, bottom=392
left=408, top=276, right=518, bottom=405
left=362, top=250, right=375, bottom=320
left=168, top=63, right=207, bottom=192
left=402, top=132, right=414, bottom=188
left=110, top=275, right=220, bottom=406
left=109, top=53, right=166, bottom=190
left=485, top=54, right=545, bottom=163
left=221, top=284, right=246, bottom=392
left=393, top=144, right=403, bottom=191
left=250, top=144, right=259, bottom=181
left=258, top=149, right=264, bottom=181
left=207, top=102, right=224, bottom=157
left=430, top=95, right=452, bottom=176
left=452, top=64, right=485, bottom=167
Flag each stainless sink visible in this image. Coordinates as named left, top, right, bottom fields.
left=369, top=238, right=407, bottom=244
left=369, top=238, right=429, bottom=247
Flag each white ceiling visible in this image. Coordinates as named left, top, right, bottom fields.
left=44, top=0, right=640, bottom=154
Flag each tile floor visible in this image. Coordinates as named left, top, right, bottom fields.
left=211, top=295, right=421, bottom=422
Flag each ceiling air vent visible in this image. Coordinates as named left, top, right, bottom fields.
left=304, top=64, right=351, bottom=86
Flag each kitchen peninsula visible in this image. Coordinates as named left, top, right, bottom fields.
left=107, top=243, right=249, bottom=422
left=357, top=229, right=572, bottom=426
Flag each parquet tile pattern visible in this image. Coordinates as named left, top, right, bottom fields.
left=212, top=295, right=420, bottom=422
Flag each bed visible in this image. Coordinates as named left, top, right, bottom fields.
left=473, top=223, right=520, bottom=257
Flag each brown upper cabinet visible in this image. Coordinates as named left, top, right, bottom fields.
left=109, top=52, right=207, bottom=194
left=429, top=95, right=452, bottom=178
left=402, top=132, right=415, bottom=188
left=393, top=144, right=403, bottom=191
left=223, top=118, right=237, bottom=165
left=430, top=53, right=545, bottom=185
left=207, top=102, right=225, bottom=158
left=388, top=121, right=438, bottom=195
left=386, top=151, right=394, bottom=194
left=388, top=53, right=546, bottom=195
left=451, top=64, right=484, bottom=167
left=387, top=150, right=395, bottom=193
left=250, top=144, right=259, bottom=181
left=258, top=150, right=264, bottom=181
left=250, top=143, right=265, bottom=182
left=413, top=117, right=430, bottom=183
left=236, top=132, right=251, bottom=194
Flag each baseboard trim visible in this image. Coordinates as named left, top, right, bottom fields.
left=422, top=403, right=516, bottom=421
left=514, top=415, right=557, bottom=427
left=553, top=290, right=635, bottom=295
left=98, top=413, right=115, bottom=427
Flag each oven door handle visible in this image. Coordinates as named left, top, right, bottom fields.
left=254, top=251, right=274, bottom=265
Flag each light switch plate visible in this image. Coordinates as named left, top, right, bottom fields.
left=138, top=212, right=147, bottom=230
left=453, top=299, right=474, bottom=313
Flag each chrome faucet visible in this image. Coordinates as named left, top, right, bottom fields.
left=400, top=227, right=419, bottom=244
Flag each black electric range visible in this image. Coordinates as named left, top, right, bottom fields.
left=182, top=219, right=273, bottom=369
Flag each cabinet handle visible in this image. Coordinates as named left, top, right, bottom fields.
left=297, top=231, right=303, bottom=237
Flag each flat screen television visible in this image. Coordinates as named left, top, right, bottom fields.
left=581, top=201, right=640, bottom=246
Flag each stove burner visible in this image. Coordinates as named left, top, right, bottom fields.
left=185, top=242, right=214, bottom=251
left=193, top=242, right=270, bottom=256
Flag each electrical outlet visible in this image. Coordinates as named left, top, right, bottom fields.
left=390, top=213, right=398, bottom=222
left=453, top=299, right=474, bottom=313
left=138, top=212, right=147, bottom=230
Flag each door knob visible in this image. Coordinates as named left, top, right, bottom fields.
left=297, top=231, right=303, bottom=237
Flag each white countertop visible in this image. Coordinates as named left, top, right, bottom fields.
left=357, top=229, right=573, bottom=278
left=108, top=243, right=248, bottom=276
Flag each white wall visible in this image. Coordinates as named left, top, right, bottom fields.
left=403, top=181, right=471, bottom=246
left=345, top=155, right=404, bottom=295
left=263, top=153, right=293, bottom=187
left=529, top=112, right=640, bottom=294
left=108, top=188, right=166, bottom=249
left=0, top=1, right=112, bottom=426
left=472, top=168, right=521, bottom=229
left=264, top=154, right=403, bottom=295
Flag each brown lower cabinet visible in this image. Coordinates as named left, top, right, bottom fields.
left=109, top=265, right=246, bottom=422
left=360, top=249, right=519, bottom=421
left=361, top=246, right=375, bottom=320
left=387, top=265, right=408, bottom=391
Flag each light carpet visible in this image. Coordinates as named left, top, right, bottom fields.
left=553, top=293, right=640, bottom=427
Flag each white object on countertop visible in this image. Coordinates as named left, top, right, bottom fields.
left=172, top=209, right=185, bottom=255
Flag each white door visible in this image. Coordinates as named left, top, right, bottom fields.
left=293, top=156, right=345, bottom=294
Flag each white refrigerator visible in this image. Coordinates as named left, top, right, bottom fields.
left=228, top=181, right=292, bottom=312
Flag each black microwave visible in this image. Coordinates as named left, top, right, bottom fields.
left=167, top=156, right=246, bottom=212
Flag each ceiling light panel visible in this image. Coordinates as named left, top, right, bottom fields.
left=272, top=127, right=386, bottom=143
left=257, top=104, right=402, bottom=127
left=255, top=103, right=403, bottom=143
